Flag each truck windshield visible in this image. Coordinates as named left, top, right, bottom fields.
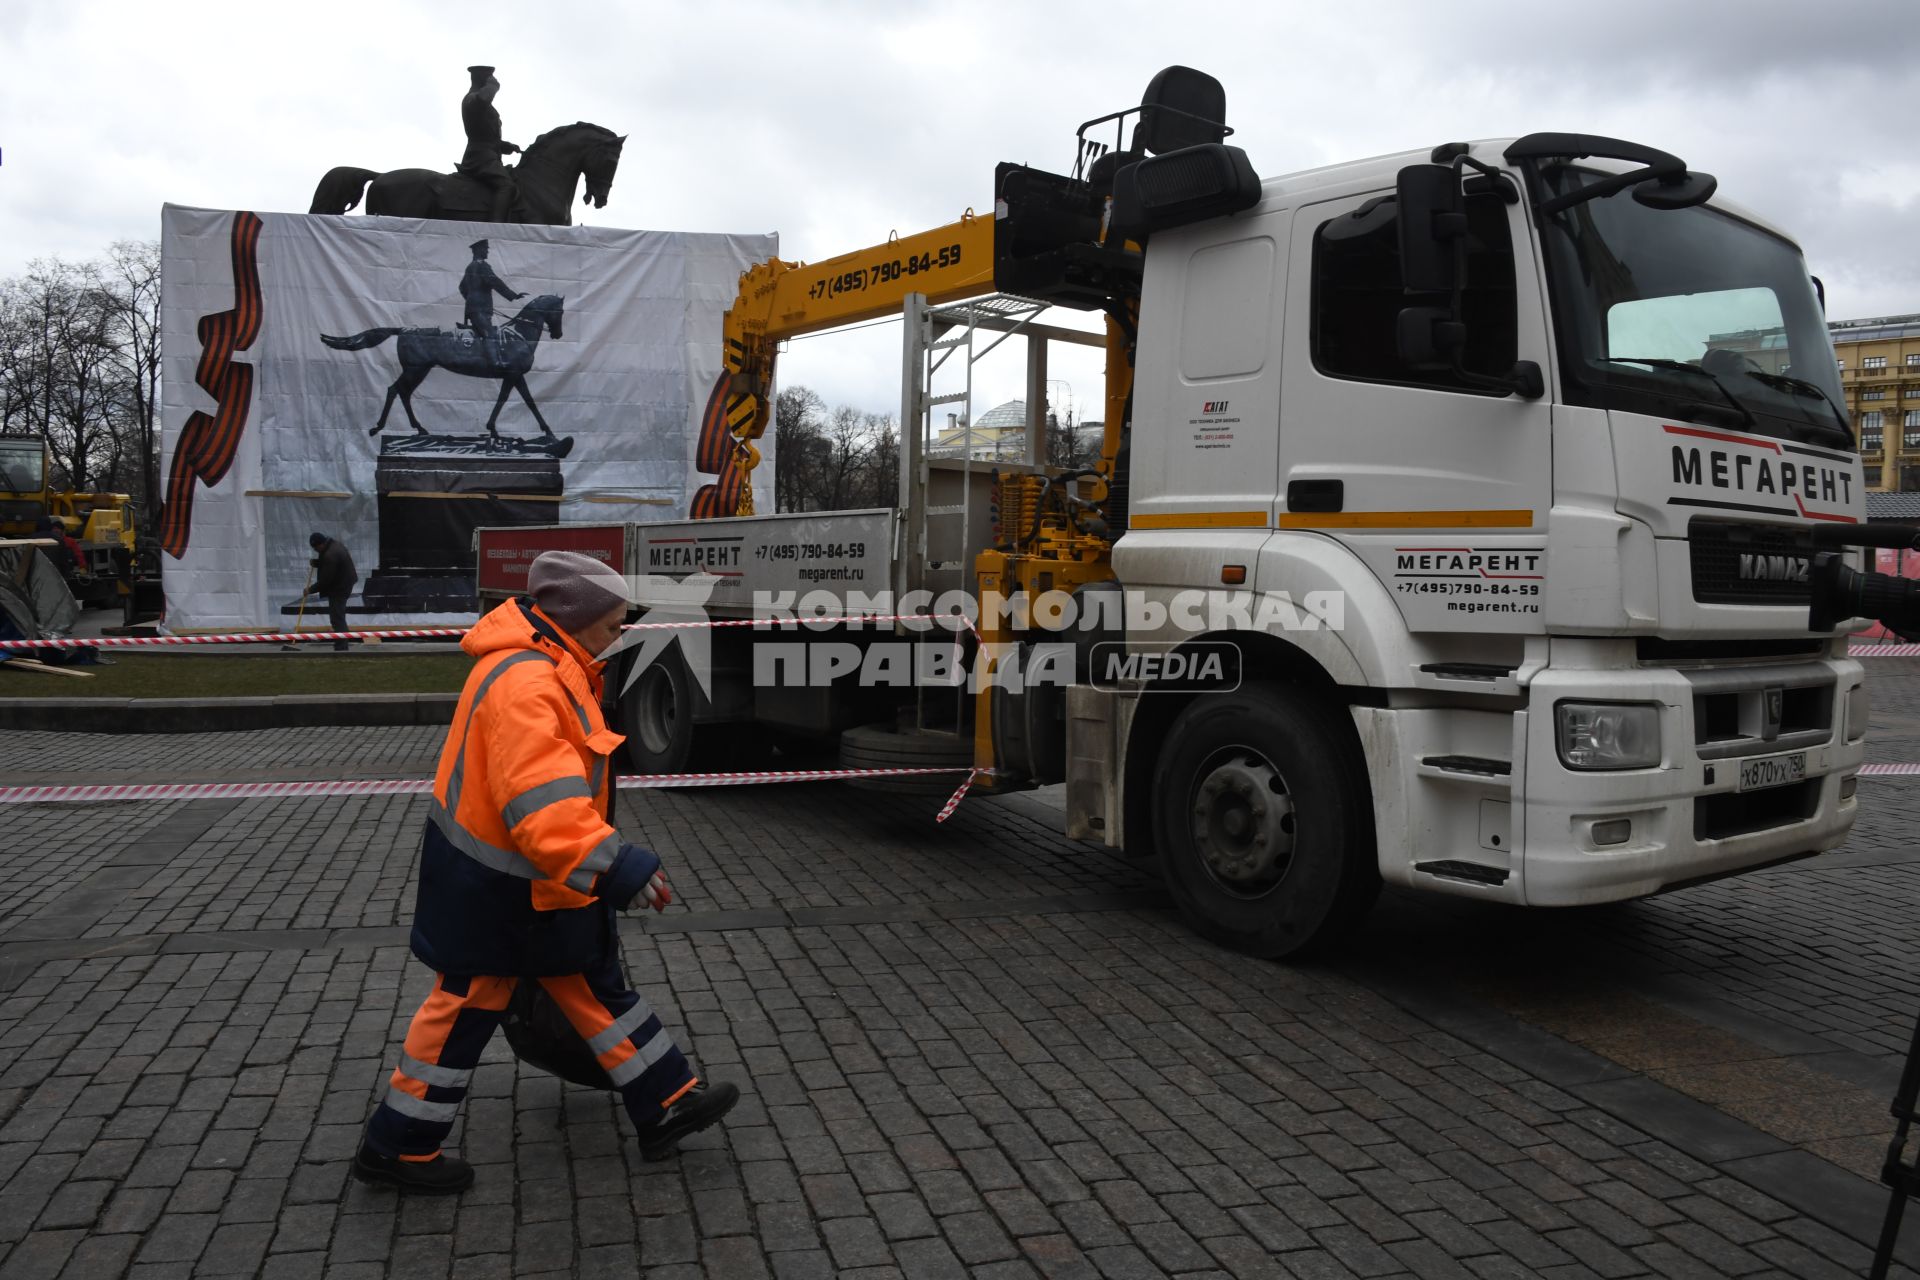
left=0, top=441, right=44, bottom=495
left=1533, top=166, right=1851, bottom=450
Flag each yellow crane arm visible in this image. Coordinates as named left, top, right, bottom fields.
left=691, top=213, right=998, bottom=518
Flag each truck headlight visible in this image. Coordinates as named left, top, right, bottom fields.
left=1556, top=702, right=1661, bottom=770
left=1845, top=684, right=1868, bottom=743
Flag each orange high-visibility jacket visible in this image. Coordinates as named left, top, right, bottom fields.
left=410, top=596, right=657, bottom=976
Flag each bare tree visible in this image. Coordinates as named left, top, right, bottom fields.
left=0, top=278, right=46, bottom=438
left=0, top=241, right=165, bottom=507
left=864, top=413, right=899, bottom=508
left=104, top=241, right=163, bottom=512
left=770, top=384, right=905, bottom=512
left=815, top=405, right=878, bottom=510
left=774, top=384, right=826, bottom=513
left=1046, top=400, right=1098, bottom=471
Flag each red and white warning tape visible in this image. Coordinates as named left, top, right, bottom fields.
left=1860, top=762, right=1920, bottom=776
left=0, top=612, right=979, bottom=651
left=0, top=765, right=986, bottom=822
left=12, top=621, right=1920, bottom=655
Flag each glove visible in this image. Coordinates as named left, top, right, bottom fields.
left=595, top=842, right=662, bottom=911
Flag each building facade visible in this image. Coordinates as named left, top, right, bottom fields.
left=1832, top=313, right=1920, bottom=492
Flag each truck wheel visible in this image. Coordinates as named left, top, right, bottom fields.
left=838, top=722, right=974, bottom=795
left=1151, top=681, right=1379, bottom=959
left=621, top=645, right=697, bottom=773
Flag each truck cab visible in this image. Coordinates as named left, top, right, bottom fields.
left=1079, top=132, right=1865, bottom=953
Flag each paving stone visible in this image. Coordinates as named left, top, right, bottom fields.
left=888, top=1235, right=967, bottom=1280
left=34, top=1182, right=110, bottom=1231
left=8, top=721, right=1920, bottom=1279
left=132, top=1213, right=216, bottom=1265
left=0, top=1229, right=84, bottom=1280
left=54, top=1232, right=140, bottom=1279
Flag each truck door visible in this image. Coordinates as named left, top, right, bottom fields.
left=1275, top=176, right=1554, bottom=635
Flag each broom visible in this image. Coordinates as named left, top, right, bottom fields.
left=283, top=562, right=315, bottom=650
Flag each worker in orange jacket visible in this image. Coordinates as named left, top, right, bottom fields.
left=354, top=550, right=737, bottom=1194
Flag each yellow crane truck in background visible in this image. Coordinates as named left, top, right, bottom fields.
left=478, top=67, right=1881, bottom=958
left=0, top=433, right=163, bottom=622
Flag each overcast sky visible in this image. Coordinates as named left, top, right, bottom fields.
left=5, top=0, right=1918, bottom=420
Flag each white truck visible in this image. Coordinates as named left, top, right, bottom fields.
left=478, top=67, right=1871, bottom=958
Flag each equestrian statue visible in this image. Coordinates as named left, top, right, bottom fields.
left=309, top=67, right=624, bottom=226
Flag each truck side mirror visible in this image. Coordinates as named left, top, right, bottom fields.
left=1396, top=306, right=1464, bottom=370
left=1396, top=163, right=1465, bottom=294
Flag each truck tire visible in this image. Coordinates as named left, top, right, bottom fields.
left=618, top=646, right=769, bottom=776
left=838, top=722, right=974, bottom=795
left=1151, top=680, right=1379, bottom=959
left=620, top=644, right=698, bottom=774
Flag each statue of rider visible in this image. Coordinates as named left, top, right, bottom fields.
left=459, top=65, right=520, bottom=223
left=459, top=239, right=525, bottom=347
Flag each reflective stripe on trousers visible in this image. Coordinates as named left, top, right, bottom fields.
left=363, top=961, right=697, bottom=1159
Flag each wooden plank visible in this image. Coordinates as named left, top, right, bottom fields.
left=2, top=657, right=96, bottom=678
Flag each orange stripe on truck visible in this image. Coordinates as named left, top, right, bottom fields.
left=1278, top=509, right=1534, bottom=530
left=1129, top=510, right=1270, bottom=529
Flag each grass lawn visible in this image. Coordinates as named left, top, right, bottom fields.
left=0, top=651, right=474, bottom=699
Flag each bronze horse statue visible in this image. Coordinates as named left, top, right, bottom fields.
left=309, top=122, right=624, bottom=226
left=321, top=294, right=568, bottom=445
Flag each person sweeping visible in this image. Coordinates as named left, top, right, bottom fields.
left=309, top=532, right=358, bottom=651
left=354, top=550, right=737, bottom=1193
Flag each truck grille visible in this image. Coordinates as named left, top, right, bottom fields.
left=1685, top=662, right=1834, bottom=761
left=1688, top=520, right=1816, bottom=606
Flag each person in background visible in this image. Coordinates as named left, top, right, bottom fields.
left=34, top=516, right=77, bottom=580
left=352, top=549, right=737, bottom=1194
left=309, top=532, right=358, bottom=651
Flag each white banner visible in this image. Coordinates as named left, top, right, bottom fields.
left=158, top=204, right=774, bottom=631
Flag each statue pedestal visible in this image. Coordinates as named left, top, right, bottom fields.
left=360, top=433, right=570, bottom=613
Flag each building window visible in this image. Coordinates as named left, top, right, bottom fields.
left=1908, top=353, right=1920, bottom=368
left=1864, top=389, right=1888, bottom=400
left=1863, top=411, right=1884, bottom=428
left=1865, top=355, right=1889, bottom=369
left=1866, top=429, right=1884, bottom=452
left=1907, top=429, right=1920, bottom=450
left=1907, top=410, right=1920, bottom=428
left=1837, top=357, right=1846, bottom=369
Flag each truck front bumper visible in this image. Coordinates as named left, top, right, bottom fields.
left=1515, top=654, right=1865, bottom=906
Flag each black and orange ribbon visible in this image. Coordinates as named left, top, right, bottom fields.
left=158, top=211, right=264, bottom=558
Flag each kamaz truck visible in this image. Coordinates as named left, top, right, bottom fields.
left=478, top=67, right=1872, bottom=959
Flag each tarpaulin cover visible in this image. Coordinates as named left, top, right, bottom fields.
left=0, top=546, right=79, bottom=643
left=159, top=205, right=775, bottom=631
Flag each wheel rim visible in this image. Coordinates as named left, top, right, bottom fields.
left=1188, top=744, right=1295, bottom=899
left=637, top=665, right=677, bottom=755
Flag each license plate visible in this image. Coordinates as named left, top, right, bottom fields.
left=1737, top=752, right=1806, bottom=793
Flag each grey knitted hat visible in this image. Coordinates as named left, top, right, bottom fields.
left=527, top=550, right=631, bottom=632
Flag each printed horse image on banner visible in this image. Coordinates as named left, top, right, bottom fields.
left=320, top=295, right=568, bottom=443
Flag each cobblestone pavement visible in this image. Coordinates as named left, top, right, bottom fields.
left=0, top=663, right=1918, bottom=1277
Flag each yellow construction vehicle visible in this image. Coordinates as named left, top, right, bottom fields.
left=0, top=434, right=162, bottom=619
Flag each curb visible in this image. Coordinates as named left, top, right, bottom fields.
left=0, top=693, right=459, bottom=734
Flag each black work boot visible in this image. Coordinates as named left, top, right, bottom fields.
left=351, top=1140, right=475, bottom=1194
left=636, top=1081, right=741, bottom=1162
